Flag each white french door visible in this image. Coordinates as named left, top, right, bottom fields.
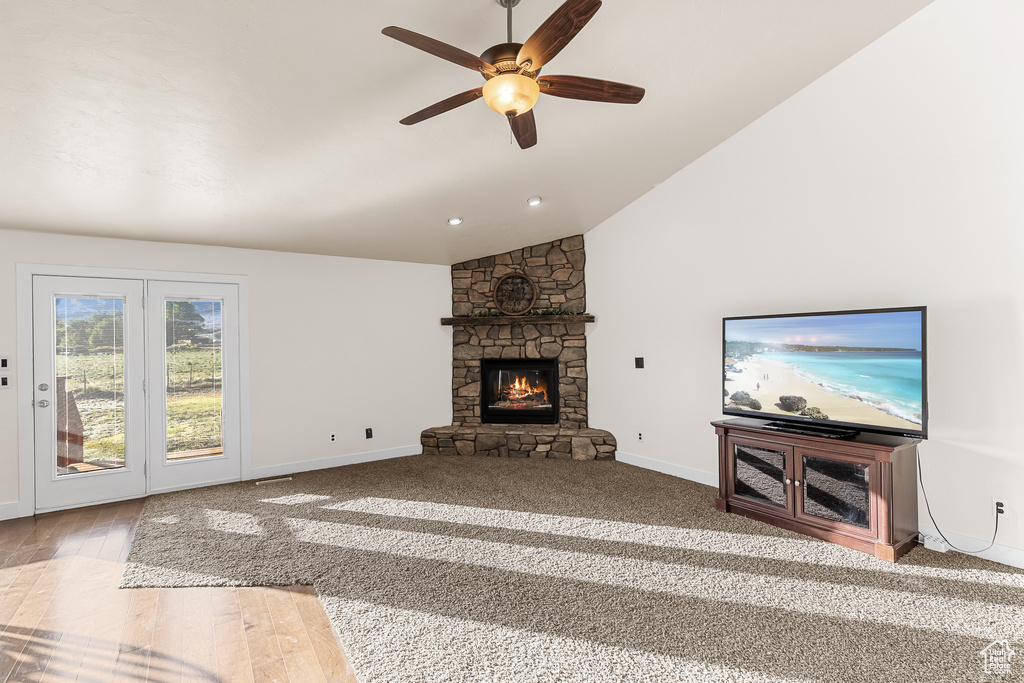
left=31, top=274, right=242, bottom=511
left=33, top=276, right=147, bottom=511
left=146, top=281, right=241, bottom=493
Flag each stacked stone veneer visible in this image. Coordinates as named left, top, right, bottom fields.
left=452, top=235, right=586, bottom=316
left=450, top=319, right=588, bottom=426
left=421, top=235, right=616, bottom=460
left=421, top=424, right=616, bottom=460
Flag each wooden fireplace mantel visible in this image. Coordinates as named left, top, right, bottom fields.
left=441, top=314, right=595, bottom=326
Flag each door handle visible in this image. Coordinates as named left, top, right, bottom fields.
left=36, top=399, right=50, bottom=408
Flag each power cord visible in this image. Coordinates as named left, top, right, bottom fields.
left=918, top=450, right=1001, bottom=553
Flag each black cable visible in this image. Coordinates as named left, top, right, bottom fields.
left=918, top=450, right=1000, bottom=553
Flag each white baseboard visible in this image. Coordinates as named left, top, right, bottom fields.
left=918, top=524, right=1024, bottom=569
left=247, top=445, right=420, bottom=481
left=615, top=451, right=719, bottom=488
left=0, top=501, right=25, bottom=522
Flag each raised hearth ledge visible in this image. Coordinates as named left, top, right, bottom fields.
left=422, top=424, right=616, bottom=460
left=441, top=314, right=595, bottom=326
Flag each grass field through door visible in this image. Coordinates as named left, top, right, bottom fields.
left=58, top=348, right=223, bottom=463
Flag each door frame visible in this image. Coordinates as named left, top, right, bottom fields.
left=16, top=263, right=252, bottom=516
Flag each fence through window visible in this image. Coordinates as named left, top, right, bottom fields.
left=165, top=299, right=224, bottom=460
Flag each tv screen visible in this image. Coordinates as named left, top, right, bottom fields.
left=723, top=307, right=927, bottom=438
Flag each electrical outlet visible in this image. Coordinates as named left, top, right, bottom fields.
left=993, top=498, right=1007, bottom=518
left=638, top=432, right=643, bottom=442
left=330, top=433, right=336, bottom=443
left=365, top=428, right=373, bottom=439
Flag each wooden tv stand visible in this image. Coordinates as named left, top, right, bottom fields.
left=713, top=418, right=919, bottom=562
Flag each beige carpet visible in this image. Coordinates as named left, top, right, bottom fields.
left=121, top=455, right=1024, bottom=682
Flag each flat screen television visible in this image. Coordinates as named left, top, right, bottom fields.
left=723, top=307, right=927, bottom=439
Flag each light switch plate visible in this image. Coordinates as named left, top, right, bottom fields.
left=0, top=357, right=9, bottom=370
left=0, top=376, right=10, bottom=389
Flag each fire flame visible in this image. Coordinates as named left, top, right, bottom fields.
left=506, top=375, right=547, bottom=402
left=498, top=374, right=548, bottom=406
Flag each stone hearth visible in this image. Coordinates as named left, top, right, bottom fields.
left=422, top=425, right=616, bottom=459
left=420, top=235, right=616, bottom=460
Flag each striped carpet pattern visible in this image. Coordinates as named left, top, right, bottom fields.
left=122, top=455, right=1024, bottom=682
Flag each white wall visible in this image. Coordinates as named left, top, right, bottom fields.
left=587, top=0, right=1024, bottom=556
left=0, top=228, right=452, bottom=510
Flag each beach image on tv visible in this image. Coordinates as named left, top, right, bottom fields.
left=724, top=310, right=924, bottom=432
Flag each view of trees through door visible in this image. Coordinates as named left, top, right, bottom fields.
left=51, top=297, right=227, bottom=467
left=54, top=297, right=127, bottom=474
left=165, top=299, right=224, bottom=460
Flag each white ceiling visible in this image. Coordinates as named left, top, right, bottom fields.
left=1, top=0, right=932, bottom=265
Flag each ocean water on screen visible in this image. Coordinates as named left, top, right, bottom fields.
left=761, top=351, right=923, bottom=426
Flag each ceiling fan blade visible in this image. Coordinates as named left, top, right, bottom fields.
left=382, top=26, right=496, bottom=76
left=516, top=0, right=602, bottom=71
left=539, top=75, right=645, bottom=104
left=400, top=88, right=484, bottom=125
left=508, top=110, right=537, bottom=150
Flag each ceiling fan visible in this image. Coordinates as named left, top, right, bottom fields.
left=382, top=0, right=645, bottom=149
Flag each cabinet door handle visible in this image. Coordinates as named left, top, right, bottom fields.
left=784, top=478, right=792, bottom=485
left=794, top=480, right=802, bottom=487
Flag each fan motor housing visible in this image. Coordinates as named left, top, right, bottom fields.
left=480, top=42, right=539, bottom=78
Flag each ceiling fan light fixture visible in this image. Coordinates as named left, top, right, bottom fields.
left=383, top=0, right=643, bottom=149
left=482, top=74, right=540, bottom=117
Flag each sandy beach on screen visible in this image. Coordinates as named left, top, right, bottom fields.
left=725, top=355, right=920, bottom=431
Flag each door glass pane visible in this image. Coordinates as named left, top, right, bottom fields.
left=733, top=443, right=787, bottom=508
left=802, top=456, right=871, bottom=529
left=54, top=297, right=127, bottom=476
left=165, top=300, right=223, bottom=461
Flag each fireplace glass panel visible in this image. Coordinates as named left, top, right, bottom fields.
left=480, top=360, right=558, bottom=424
left=733, top=443, right=787, bottom=508
left=801, top=455, right=870, bottom=529
left=487, top=369, right=552, bottom=410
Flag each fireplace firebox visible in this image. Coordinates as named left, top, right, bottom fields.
left=480, top=359, right=559, bottom=424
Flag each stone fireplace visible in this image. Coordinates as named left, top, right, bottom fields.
left=420, top=235, right=616, bottom=460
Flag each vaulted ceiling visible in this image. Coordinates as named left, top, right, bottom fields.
left=1, top=0, right=931, bottom=264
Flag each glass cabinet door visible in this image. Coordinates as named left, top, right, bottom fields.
left=797, top=453, right=873, bottom=532
left=730, top=439, right=791, bottom=511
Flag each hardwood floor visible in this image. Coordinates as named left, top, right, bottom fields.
left=0, top=500, right=358, bottom=682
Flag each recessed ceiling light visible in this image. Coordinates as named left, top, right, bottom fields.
left=447, top=217, right=463, bottom=226
left=527, top=196, right=543, bottom=206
